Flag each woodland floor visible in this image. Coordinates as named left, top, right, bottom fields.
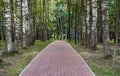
left=70, top=41, right=120, bottom=76
left=0, top=40, right=53, bottom=76
left=0, top=40, right=120, bottom=76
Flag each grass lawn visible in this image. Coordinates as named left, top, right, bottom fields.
left=0, top=40, right=53, bottom=76
left=69, top=41, right=120, bottom=76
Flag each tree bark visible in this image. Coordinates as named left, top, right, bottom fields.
left=4, top=0, right=12, bottom=53
left=101, top=0, right=111, bottom=57
left=43, top=0, right=47, bottom=41
left=67, top=0, right=71, bottom=41
left=74, top=0, right=78, bottom=44
left=12, top=0, right=21, bottom=52
left=113, top=0, right=120, bottom=65
left=91, top=0, right=97, bottom=51
left=22, top=0, right=29, bottom=48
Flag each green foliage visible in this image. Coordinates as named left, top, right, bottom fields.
left=108, top=0, right=115, bottom=32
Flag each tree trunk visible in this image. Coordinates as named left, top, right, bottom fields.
left=22, top=0, right=29, bottom=48
left=74, top=0, right=78, bottom=44
left=101, top=0, right=111, bottom=57
left=98, top=0, right=103, bottom=43
left=67, top=0, right=71, bottom=41
left=91, top=0, right=97, bottom=51
left=43, top=0, right=47, bottom=41
left=27, top=0, right=35, bottom=45
left=83, top=0, right=89, bottom=47
left=4, top=0, right=12, bottom=53
left=113, top=0, right=120, bottom=65
left=12, top=0, right=21, bottom=52
left=86, top=0, right=90, bottom=47
left=81, top=0, right=85, bottom=45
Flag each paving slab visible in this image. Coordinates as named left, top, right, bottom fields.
left=19, top=40, right=95, bottom=76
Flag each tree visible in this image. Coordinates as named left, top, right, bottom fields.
left=67, top=0, right=71, bottom=41
left=27, top=0, right=35, bottom=45
left=22, top=0, right=29, bottom=48
left=90, top=0, right=97, bottom=51
left=74, top=0, right=78, bottom=44
left=4, top=0, right=12, bottom=53
left=113, top=0, right=120, bottom=65
left=101, top=0, right=111, bottom=57
left=12, top=0, right=21, bottom=52
left=42, top=0, right=47, bottom=41
left=81, top=0, right=90, bottom=47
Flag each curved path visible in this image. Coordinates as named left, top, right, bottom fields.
left=19, top=41, right=95, bottom=76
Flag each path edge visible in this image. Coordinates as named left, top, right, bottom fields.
left=18, top=41, right=55, bottom=76
left=66, top=41, right=96, bottom=76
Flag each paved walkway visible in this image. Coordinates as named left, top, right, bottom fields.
left=19, top=41, right=95, bottom=76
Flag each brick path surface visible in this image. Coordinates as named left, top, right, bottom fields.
left=19, top=41, right=95, bottom=76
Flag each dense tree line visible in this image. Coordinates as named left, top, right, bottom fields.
left=66, top=0, right=120, bottom=58
left=0, top=0, right=120, bottom=59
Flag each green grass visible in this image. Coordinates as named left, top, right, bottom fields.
left=0, top=40, right=54, bottom=76
left=69, top=41, right=120, bottom=76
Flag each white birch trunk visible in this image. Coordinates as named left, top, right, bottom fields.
left=86, top=0, right=90, bottom=33
left=4, top=0, right=12, bottom=53
left=22, top=0, right=29, bottom=48
left=91, top=0, right=97, bottom=50
left=101, top=0, right=111, bottom=56
left=82, top=0, right=88, bottom=47
left=13, top=0, right=21, bottom=51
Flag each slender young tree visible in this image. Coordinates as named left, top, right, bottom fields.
left=22, top=0, right=29, bottom=48
left=4, top=0, right=12, bottom=53
left=12, top=0, right=21, bottom=52
left=90, top=0, right=97, bottom=51
left=97, top=0, right=103, bottom=43
left=42, top=0, right=47, bottom=41
left=67, top=0, right=71, bottom=40
left=101, top=0, right=111, bottom=57
left=0, top=0, right=3, bottom=62
left=80, top=0, right=85, bottom=45
left=113, top=0, right=120, bottom=65
left=82, top=0, right=89, bottom=47
left=74, top=0, right=78, bottom=44
left=86, top=0, right=90, bottom=47
left=0, top=0, right=4, bottom=40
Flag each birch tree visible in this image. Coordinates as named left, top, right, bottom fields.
left=83, top=0, right=90, bottom=47
left=101, top=0, right=111, bottom=57
left=91, top=0, right=97, bottom=51
left=82, top=0, right=90, bottom=47
left=4, top=0, right=12, bottom=53
left=12, top=0, right=21, bottom=51
left=28, top=0, right=35, bottom=45
left=22, top=0, right=29, bottom=48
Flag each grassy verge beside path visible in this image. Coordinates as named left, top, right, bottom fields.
left=0, top=40, right=53, bottom=76
left=69, top=41, right=120, bottom=76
